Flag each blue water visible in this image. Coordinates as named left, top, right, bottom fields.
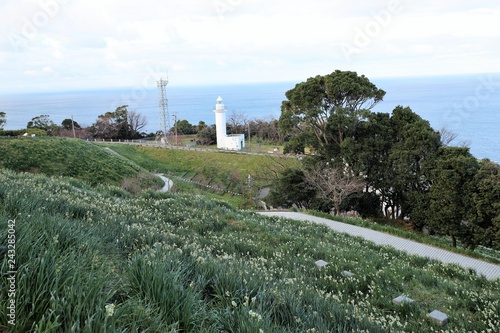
left=372, top=73, right=500, bottom=163
left=0, top=82, right=291, bottom=134
left=1, top=74, right=499, bottom=162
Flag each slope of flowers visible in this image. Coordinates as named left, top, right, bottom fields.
left=0, top=169, right=498, bottom=332
left=0, top=138, right=162, bottom=189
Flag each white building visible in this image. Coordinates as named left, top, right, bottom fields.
left=214, top=96, right=245, bottom=150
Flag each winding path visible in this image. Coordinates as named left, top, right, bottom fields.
left=259, top=211, right=500, bottom=280
left=156, top=174, right=173, bottom=192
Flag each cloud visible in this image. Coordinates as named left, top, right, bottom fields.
left=0, top=0, right=499, bottom=92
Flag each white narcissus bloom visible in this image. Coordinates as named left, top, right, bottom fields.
left=105, top=304, right=116, bottom=318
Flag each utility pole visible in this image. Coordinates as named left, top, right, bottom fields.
left=248, top=174, right=252, bottom=207
left=71, top=115, right=76, bottom=138
left=248, top=122, right=251, bottom=151
left=173, top=112, right=178, bottom=146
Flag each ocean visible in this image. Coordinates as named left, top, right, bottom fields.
left=1, top=74, right=499, bottom=162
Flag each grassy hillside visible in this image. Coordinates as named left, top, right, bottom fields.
left=0, top=138, right=162, bottom=190
left=1, top=169, right=498, bottom=332
left=103, top=144, right=300, bottom=201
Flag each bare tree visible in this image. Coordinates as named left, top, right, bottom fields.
left=439, top=126, right=472, bottom=149
left=304, top=165, right=365, bottom=215
left=439, top=126, right=458, bottom=146
left=228, top=110, right=247, bottom=134
left=128, top=110, right=148, bottom=138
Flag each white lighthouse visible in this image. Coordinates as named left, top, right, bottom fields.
left=213, top=96, right=245, bottom=150
left=214, top=96, right=227, bottom=144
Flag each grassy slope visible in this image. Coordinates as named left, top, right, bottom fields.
left=104, top=144, right=500, bottom=262
left=1, top=170, right=499, bottom=332
left=103, top=144, right=300, bottom=195
left=0, top=137, right=162, bottom=189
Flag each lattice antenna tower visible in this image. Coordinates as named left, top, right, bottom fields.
left=157, top=77, right=169, bottom=143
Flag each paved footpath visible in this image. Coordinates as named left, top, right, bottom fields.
left=156, top=174, right=173, bottom=192
left=259, top=212, right=500, bottom=281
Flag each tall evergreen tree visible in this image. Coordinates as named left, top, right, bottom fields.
left=0, top=111, right=6, bottom=130
left=427, top=146, right=479, bottom=247
left=468, top=159, right=500, bottom=250
left=279, top=70, right=385, bottom=160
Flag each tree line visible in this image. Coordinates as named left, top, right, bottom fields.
left=268, top=70, right=499, bottom=251
left=0, top=106, right=282, bottom=144
left=0, top=107, right=148, bottom=140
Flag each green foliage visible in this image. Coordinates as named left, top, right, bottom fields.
left=279, top=70, right=385, bottom=160
left=0, top=137, right=161, bottom=190
left=91, top=105, right=130, bottom=140
left=278, top=72, right=442, bottom=223
left=61, top=118, right=81, bottom=130
left=385, top=106, right=441, bottom=218
left=174, top=119, right=196, bottom=135
left=341, top=192, right=382, bottom=218
left=196, top=124, right=216, bottom=145
left=104, top=144, right=300, bottom=192
left=426, top=147, right=479, bottom=247
left=26, top=128, right=49, bottom=137
left=27, top=114, right=58, bottom=135
left=1, top=169, right=498, bottom=332
left=283, top=135, right=306, bottom=154
left=0, top=129, right=48, bottom=137
left=469, top=159, right=500, bottom=250
left=0, top=111, right=5, bottom=130
left=0, top=129, right=25, bottom=137
left=267, top=167, right=326, bottom=210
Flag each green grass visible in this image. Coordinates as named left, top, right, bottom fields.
left=103, top=143, right=500, bottom=261
left=0, top=137, right=162, bottom=191
left=102, top=143, right=299, bottom=200
left=168, top=135, right=285, bottom=153
left=0, top=169, right=498, bottom=332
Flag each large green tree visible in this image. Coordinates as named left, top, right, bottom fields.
left=426, top=146, right=479, bottom=247
left=343, top=111, right=393, bottom=187
left=92, top=106, right=129, bottom=139
left=467, top=159, right=500, bottom=250
left=174, top=119, right=195, bottom=135
left=267, top=168, right=320, bottom=210
left=61, top=118, right=81, bottom=130
left=343, top=106, right=441, bottom=219
left=27, top=114, right=58, bottom=135
left=0, top=112, right=6, bottom=130
left=279, top=70, right=385, bottom=160
left=385, top=106, right=441, bottom=219
left=196, top=125, right=216, bottom=145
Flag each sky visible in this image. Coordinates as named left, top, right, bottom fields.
left=0, top=0, right=499, bottom=93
